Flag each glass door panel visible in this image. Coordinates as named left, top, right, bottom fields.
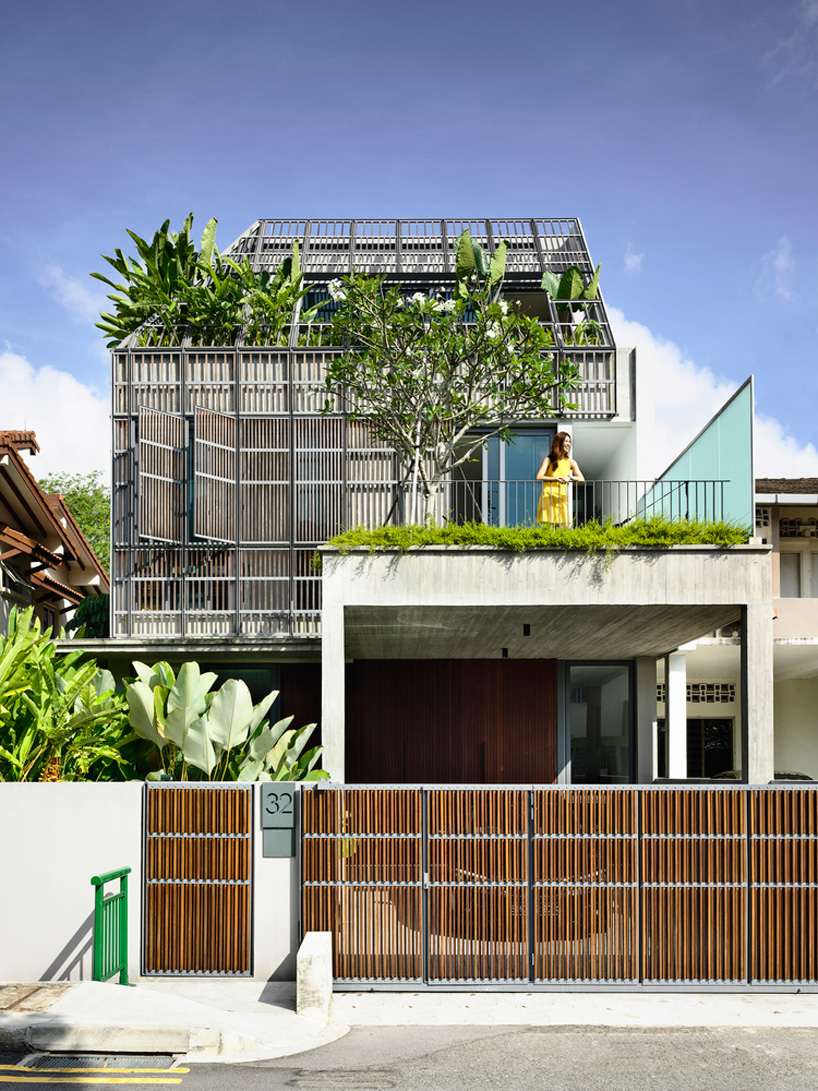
left=568, top=664, right=632, bottom=783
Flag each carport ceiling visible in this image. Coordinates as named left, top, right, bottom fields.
left=344, top=604, right=742, bottom=660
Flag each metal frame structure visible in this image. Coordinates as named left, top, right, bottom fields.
left=111, top=216, right=626, bottom=640
left=302, top=783, right=818, bottom=992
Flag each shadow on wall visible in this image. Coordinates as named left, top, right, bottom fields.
left=39, top=910, right=94, bottom=982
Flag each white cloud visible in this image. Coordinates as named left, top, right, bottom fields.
left=38, top=265, right=106, bottom=325
left=764, top=1, right=818, bottom=85
left=608, top=307, right=818, bottom=480
left=755, top=236, right=796, bottom=302
left=623, top=243, right=644, bottom=276
left=0, top=349, right=109, bottom=480
left=754, top=412, right=818, bottom=477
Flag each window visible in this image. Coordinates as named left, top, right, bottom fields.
left=656, top=718, right=734, bottom=778
left=453, top=429, right=555, bottom=527
left=568, top=663, right=632, bottom=783
left=780, top=552, right=801, bottom=597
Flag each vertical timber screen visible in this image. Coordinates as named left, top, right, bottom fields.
left=302, top=785, right=818, bottom=990
left=144, top=785, right=253, bottom=975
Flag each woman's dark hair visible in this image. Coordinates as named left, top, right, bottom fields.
left=548, top=431, right=571, bottom=469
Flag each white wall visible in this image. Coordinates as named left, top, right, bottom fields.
left=0, top=784, right=143, bottom=982
left=774, top=678, right=818, bottom=779
left=252, top=808, right=301, bottom=982
left=0, top=783, right=303, bottom=983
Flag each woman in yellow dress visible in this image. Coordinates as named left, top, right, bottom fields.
left=536, top=432, right=584, bottom=527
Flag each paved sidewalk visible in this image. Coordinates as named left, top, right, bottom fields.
left=3, top=980, right=818, bottom=1065
left=332, top=988, right=818, bottom=1028
left=0, top=980, right=347, bottom=1063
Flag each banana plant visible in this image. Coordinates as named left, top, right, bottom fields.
left=454, top=230, right=508, bottom=303
left=93, top=214, right=204, bottom=347
left=126, top=660, right=328, bottom=781
left=540, top=264, right=602, bottom=326
left=0, top=606, right=129, bottom=781
left=94, top=215, right=325, bottom=349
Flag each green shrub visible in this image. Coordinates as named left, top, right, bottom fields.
left=320, top=515, right=750, bottom=569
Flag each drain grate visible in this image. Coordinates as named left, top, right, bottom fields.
left=20, top=1054, right=178, bottom=1071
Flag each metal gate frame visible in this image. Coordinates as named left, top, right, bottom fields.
left=301, top=783, right=818, bottom=992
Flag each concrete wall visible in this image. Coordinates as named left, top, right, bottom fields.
left=774, top=678, right=818, bottom=779
left=0, top=783, right=143, bottom=983
left=0, top=783, right=303, bottom=984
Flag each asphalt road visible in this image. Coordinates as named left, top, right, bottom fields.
left=195, top=1025, right=818, bottom=1091
left=5, top=1026, right=818, bottom=1090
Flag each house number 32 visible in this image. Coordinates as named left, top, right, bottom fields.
left=261, top=785, right=296, bottom=828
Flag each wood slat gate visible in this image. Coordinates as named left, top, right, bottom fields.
left=143, top=785, right=253, bottom=975
left=302, top=785, right=818, bottom=988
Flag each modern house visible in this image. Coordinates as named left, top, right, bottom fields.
left=35, top=216, right=816, bottom=989
left=96, top=216, right=777, bottom=784
left=0, top=429, right=108, bottom=633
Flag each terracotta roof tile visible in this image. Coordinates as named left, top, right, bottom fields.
left=757, top=478, right=818, bottom=494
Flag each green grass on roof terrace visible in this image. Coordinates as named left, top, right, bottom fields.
left=325, top=516, right=751, bottom=558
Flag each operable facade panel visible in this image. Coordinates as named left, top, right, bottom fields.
left=137, top=408, right=185, bottom=544
left=112, top=216, right=619, bottom=638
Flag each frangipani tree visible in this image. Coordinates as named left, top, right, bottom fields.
left=322, top=231, right=582, bottom=520
left=126, top=661, right=328, bottom=782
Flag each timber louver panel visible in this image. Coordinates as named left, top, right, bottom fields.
left=428, top=790, right=528, bottom=982
left=533, top=789, right=637, bottom=982
left=193, top=407, right=237, bottom=543
left=302, top=786, right=818, bottom=988
left=641, top=789, right=746, bottom=983
left=302, top=788, right=422, bottom=981
left=751, top=789, right=818, bottom=982
left=144, top=786, right=252, bottom=975
left=137, top=408, right=185, bottom=543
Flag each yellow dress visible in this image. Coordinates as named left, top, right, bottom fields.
left=537, top=457, right=572, bottom=526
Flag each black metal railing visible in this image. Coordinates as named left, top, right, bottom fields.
left=395, top=478, right=726, bottom=528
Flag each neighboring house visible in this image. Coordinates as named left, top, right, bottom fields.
left=85, top=217, right=778, bottom=783
left=0, top=430, right=109, bottom=633
left=668, top=478, right=818, bottom=779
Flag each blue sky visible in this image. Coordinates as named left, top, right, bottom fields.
left=1, top=0, right=817, bottom=476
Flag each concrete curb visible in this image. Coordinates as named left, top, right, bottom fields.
left=0, top=981, right=350, bottom=1063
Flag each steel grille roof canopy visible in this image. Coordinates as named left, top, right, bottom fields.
left=224, top=217, right=598, bottom=279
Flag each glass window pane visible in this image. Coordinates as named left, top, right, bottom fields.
left=811, top=554, right=818, bottom=598
left=569, top=664, right=631, bottom=783
left=780, top=552, right=801, bottom=598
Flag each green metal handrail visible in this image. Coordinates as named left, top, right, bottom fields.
left=90, top=866, right=131, bottom=986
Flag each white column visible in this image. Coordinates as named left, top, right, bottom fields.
left=635, top=657, right=658, bottom=784
left=320, top=602, right=346, bottom=783
left=742, top=603, right=775, bottom=784
left=665, top=650, right=687, bottom=779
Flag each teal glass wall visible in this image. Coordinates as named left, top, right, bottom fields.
left=648, top=377, right=754, bottom=529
